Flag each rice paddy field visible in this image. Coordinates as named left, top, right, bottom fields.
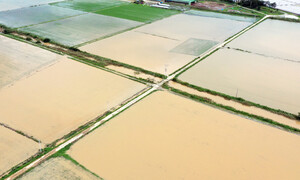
left=1, top=1, right=300, bottom=179
left=228, top=19, right=300, bottom=62
left=95, top=3, right=179, bottom=22
left=0, top=35, right=61, bottom=89
left=52, top=0, right=128, bottom=12
left=21, top=13, right=143, bottom=46
left=68, top=91, right=300, bottom=180
left=185, top=10, right=258, bottom=22
left=169, top=82, right=300, bottom=129
left=0, top=5, right=84, bottom=28
left=0, top=0, right=64, bottom=12
left=0, top=126, right=38, bottom=174
left=136, top=13, right=254, bottom=42
left=80, top=12, right=255, bottom=74
left=19, top=157, right=99, bottom=180
left=80, top=31, right=196, bottom=74
left=178, top=48, right=300, bottom=114
left=0, top=57, right=145, bottom=144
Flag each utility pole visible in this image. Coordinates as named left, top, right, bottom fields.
left=39, top=140, right=42, bottom=153
left=164, top=64, right=168, bottom=77
left=235, top=88, right=239, bottom=98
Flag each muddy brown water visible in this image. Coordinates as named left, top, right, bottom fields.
left=80, top=31, right=196, bottom=74
left=169, top=82, right=300, bottom=129
left=0, top=57, right=145, bottom=144
left=179, top=48, right=300, bottom=114
left=68, top=91, right=300, bottom=180
left=228, top=19, right=300, bottom=62
left=0, top=35, right=60, bottom=89
left=0, top=126, right=38, bottom=174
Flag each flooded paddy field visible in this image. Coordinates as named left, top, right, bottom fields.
left=80, top=31, right=196, bottom=74
left=81, top=12, right=253, bottom=74
left=95, top=3, right=179, bottom=23
left=19, top=157, right=99, bottom=180
left=68, top=91, right=300, bottom=180
left=228, top=19, right=300, bottom=62
left=52, top=0, right=128, bottom=12
left=136, top=13, right=254, bottom=42
left=178, top=48, right=300, bottom=114
left=21, top=13, right=142, bottom=46
left=0, top=35, right=61, bottom=89
left=0, top=57, right=145, bottom=144
left=0, top=5, right=84, bottom=28
left=0, top=0, right=64, bottom=12
left=185, top=10, right=258, bottom=22
left=0, top=126, right=38, bottom=174
left=169, top=82, right=300, bottom=129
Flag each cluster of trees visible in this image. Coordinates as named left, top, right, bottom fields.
left=221, top=0, right=276, bottom=9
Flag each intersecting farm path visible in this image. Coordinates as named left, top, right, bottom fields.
left=5, top=15, right=270, bottom=180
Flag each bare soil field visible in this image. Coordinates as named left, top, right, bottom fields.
left=0, top=57, right=145, bottom=144
left=68, top=91, right=300, bottom=180
left=228, top=19, right=300, bottom=62
left=192, top=1, right=231, bottom=11
left=19, top=157, right=99, bottom=180
left=178, top=48, right=300, bottom=114
left=0, top=35, right=61, bottom=89
left=0, top=126, right=38, bottom=174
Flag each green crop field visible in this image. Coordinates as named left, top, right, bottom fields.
left=52, top=0, right=128, bottom=12
left=95, top=4, right=180, bottom=23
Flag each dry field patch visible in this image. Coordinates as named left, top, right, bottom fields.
left=19, top=157, right=99, bottom=180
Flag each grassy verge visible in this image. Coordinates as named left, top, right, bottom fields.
left=0, top=146, right=54, bottom=180
left=172, top=78, right=298, bottom=120
left=163, top=84, right=300, bottom=134
left=269, top=16, right=300, bottom=23
left=49, top=144, right=103, bottom=179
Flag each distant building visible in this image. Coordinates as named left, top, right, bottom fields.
left=164, top=0, right=196, bottom=5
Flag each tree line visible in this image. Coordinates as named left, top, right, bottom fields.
left=221, top=0, right=276, bottom=9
